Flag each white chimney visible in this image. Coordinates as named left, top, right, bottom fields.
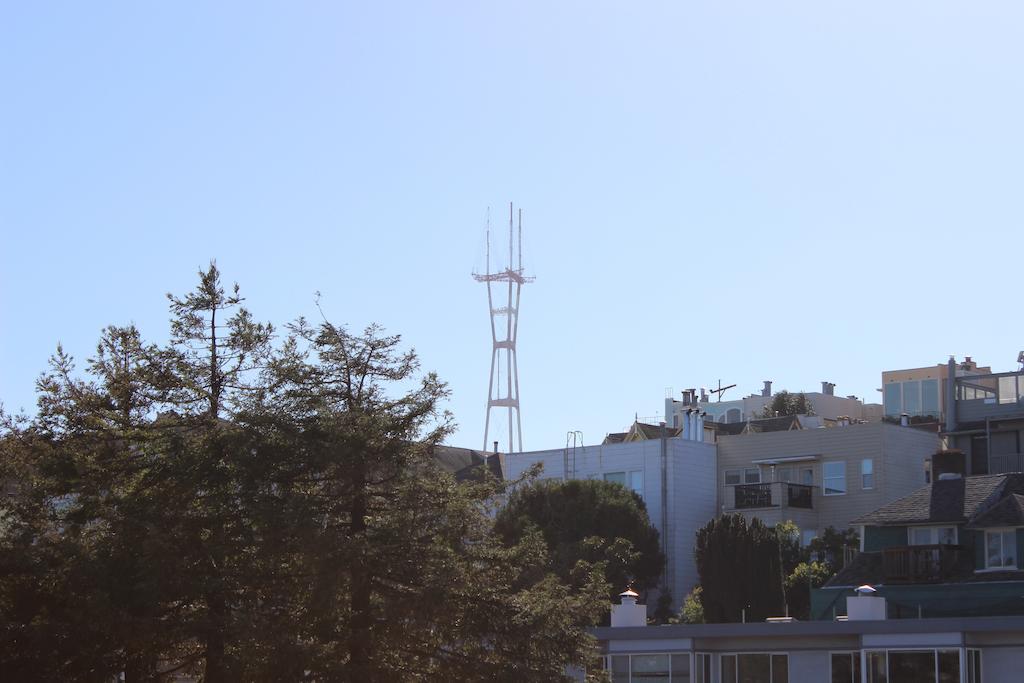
left=611, top=589, right=647, bottom=627
left=846, top=586, right=886, bottom=621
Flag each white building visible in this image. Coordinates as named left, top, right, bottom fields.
left=666, top=382, right=882, bottom=428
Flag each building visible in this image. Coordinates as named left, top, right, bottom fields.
left=881, top=356, right=990, bottom=424
left=594, top=589, right=1017, bottom=682
left=665, top=382, right=882, bottom=428
left=941, top=358, right=1024, bottom=476
left=717, top=421, right=941, bottom=546
left=812, top=463, right=1024, bottom=622
left=503, top=433, right=717, bottom=611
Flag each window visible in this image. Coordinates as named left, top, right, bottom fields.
left=607, top=654, right=691, bottom=682
left=967, top=649, right=982, bottom=683
left=801, top=529, right=817, bottom=547
left=721, top=654, right=788, bottom=683
left=605, top=471, right=644, bottom=497
left=861, top=459, right=874, bottom=489
left=909, top=526, right=956, bottom=545
left=865, top=649, right=960, bottom=683
left=744, top=468, right=761, bottom=484
left=725, top=470, right=741, bottom=486
left=985, top=529, right=1017, bottom=569
left=884, top=383, right=902, bottom=418
left=823, top=462, right=846, bottom=496
left=800, top=467, right=814, bottom=485
left=830, top=652, right=861, bottom=683
left=921, top=379, right=939, bottom=416
left=694, top=654, right=711, bottom=683
left=776, top=467, right=792, bottom=483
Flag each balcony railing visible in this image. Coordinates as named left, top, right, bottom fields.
left=990, top=453, right=1024, bottom=475
left=882, top=544, right=962, bottom=583
left=730, top=482, right=815, bottom=510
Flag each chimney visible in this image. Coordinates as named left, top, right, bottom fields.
left=821, top=381, right=835, bottom=396
left=945, top=356, right=957, bottom=432
left=493, top=441, right=499, bottom=454
left=700, top=388, right=709, bottom=403
left=846, top=586, right=887, bottom=621
left=682, top=409, right=692, bottom=440
left=610, top=589, right=647, bottom=627
left=932, top=449, right=966, bottom=480
left=762, top=380, right=773, bottom=398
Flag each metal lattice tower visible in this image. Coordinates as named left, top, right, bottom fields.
left=473, top=203, right=534, bottom=453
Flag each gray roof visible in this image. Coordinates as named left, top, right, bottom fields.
left=967, top=493, right=1024, bottom=529
left=851, top=474, right=1016, bottom=526
left=429, top=445, right=502, bottom=481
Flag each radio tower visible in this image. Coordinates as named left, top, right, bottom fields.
left=473, top=203, right=534, bottom=453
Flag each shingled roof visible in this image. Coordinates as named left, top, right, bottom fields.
left=852, top=473, right=1024, bottom=527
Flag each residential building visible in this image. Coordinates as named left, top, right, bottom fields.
left=941, top=357, right=1024, bottom=476
left=665, top=381, right=882, bottom=428
left=593, top=590, right=1020, bottom=682
left=881, top=356, right=990, bottom=424
left=813, top=461, right=1024, bottom=622
left=503, top=434, right=716, bottom=611
left=717, top=421, right=941, bottom=546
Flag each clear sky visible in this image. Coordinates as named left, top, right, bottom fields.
left=2, top=2, right=1022, bottom=452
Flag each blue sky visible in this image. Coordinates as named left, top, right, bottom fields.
left=2, top=2, right=1022, bottom=452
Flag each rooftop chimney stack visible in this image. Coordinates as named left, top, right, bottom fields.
left=821, top=381, right=835, bottom=396
left=610, top=589, right=647, bottom=627
left=762, top=381, right=773, bottom=398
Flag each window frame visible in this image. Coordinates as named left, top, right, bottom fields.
left=829, top=651, right=861, bottom=683
left=861, top=458, right=874, bottom=490
left=724, top=469, right=741, bottom=486
left=984, top=528, right=1018, bottom=570
left=907, top=525, right=957, bottom=546
left=606, top=652, right=692, bottom=683
left=720, top=652, right=788, bottom=683
left=823, top=461, right=847, bottom=496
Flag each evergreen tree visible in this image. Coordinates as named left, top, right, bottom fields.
left=694, top=514, right=785, bottom=623
left=0, top=265, right=608, bottom=681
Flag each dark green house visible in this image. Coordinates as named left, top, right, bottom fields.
left=812, top=470, right=1024, bottom=620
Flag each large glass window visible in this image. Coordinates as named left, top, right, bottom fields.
left=967, top=649, right=982, bottom=683
left=999, top=375, right=1019, bottom=404
left=830, top=652, right=861, bottom=683
left=908, top=381, right=922, bottom=412
left=985, top=529, right=1017, bottom=569
left=720, top=654, right=788, bottom=683
left=744, top=468, right=761, bottom=484
left=823, top=462, right=846, bottom=496
left=608, top=654, right=690, bottom=683
left=725, top=470, right=741, bottom=485
left=884, top=383, right=902, bottom=418
left=865, top=650, right=960, bottom=683
left=694, top=654, right=711, bottom=683
left=921, top=379, right=940, bottom=416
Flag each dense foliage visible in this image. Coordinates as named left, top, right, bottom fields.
left=0, top=264, right=607, bottom=682
left=694, top=514, right=784, bottom=623
left=756, top=391, right=814, bottom=418
left=494, top=479, right=665, bottom=607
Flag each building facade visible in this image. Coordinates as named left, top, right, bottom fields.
left=717, top=422, right=941, bottom=546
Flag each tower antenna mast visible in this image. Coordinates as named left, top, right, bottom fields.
left=473, top=203, right=534, bottom=453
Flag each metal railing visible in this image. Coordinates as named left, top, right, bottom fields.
left=989, top=453, right=1024, bottom=474
left=882, top=544, right=961, bottom=583
left=730, top=482, right=815, bottom=510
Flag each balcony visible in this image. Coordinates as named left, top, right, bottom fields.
left=882, top=545, right=962, bottom=583
left=729, top=482, right=815, bottom=511
left=989, top=452, right=1024, bottom=475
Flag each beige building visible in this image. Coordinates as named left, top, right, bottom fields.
left=716, top=421, right=941, bottom=544
left=881, top=355, right=990, bottom=423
